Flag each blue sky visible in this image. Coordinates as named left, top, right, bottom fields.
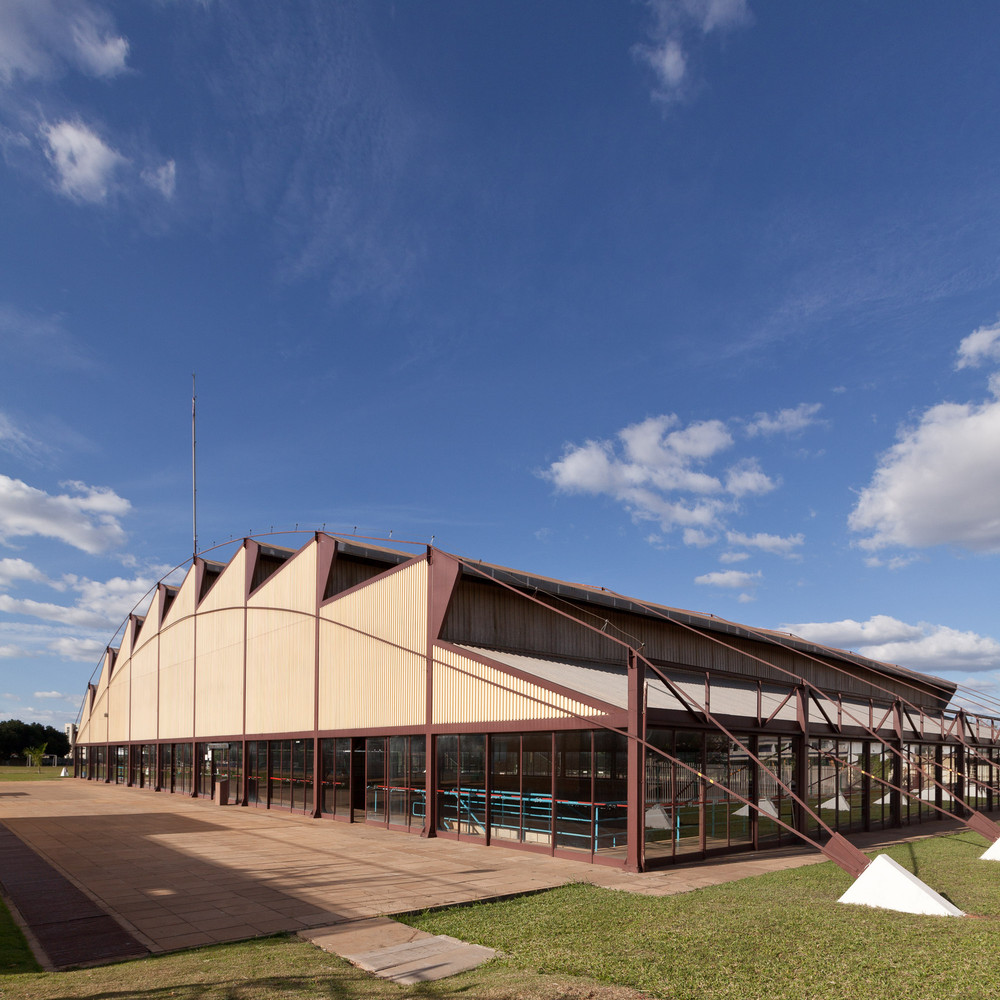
left=3, top=0, right=1000, bottom=729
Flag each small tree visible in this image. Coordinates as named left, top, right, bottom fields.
left=23, top=743, right=47, bottom=772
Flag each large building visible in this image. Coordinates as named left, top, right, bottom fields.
left=73, top=533, right=1000, bottom=872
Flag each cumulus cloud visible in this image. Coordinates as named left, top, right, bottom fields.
left=849, top=392, right=1000, bottom=553
left=33, top=690, right=66, bottom=699
left=47, top=635, right=106, bottom=662
left=0, top=570, right=154, bottom=630
left=781, top=614, right=1000, bottom=674
left=725, top=531, right=804, bottom=557
left=41, top=119, right=127, bottom=203
left=546, top=410, right=811, bottom=550
left=0, top=558, right=54, bottom=590
left=0, top=475, right=130, bottom=554
left=0, top=0, right=129, bottom=85
left=695, top=569, right=761, bottom=588
left=633, top=0, right=752, bottom=104
left=746, top=402, right=823, bottom=437
left=955, top=320, right=1000, bottom=370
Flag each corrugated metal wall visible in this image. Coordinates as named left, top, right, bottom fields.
left=318, top=559, right=427, bottom=730
left=246, top=542, right=318, bottom=734
left=194, top=550, right=247, bottom=738
left=431, top=644, right=604, bottom=725
left=441, top=579, right=934, bottom=704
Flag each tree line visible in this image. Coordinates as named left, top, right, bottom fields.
left=0, top=720, right=71, bottom=760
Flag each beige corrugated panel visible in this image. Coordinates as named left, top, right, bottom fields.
left=435, top=645, right=606, bottom=725
left=759, top=684, right=798, bottom=723
left=118, top=620, right=134, bottom=662
left=195, top=607, right=245, bottom=737
left=199, top=547, right=246, bottom=613
left=159, top=617, right=194, bottom=739
left=247, top=539, right=316, bottom=612
left=77, top=689, right=92, bottom=743
left=318, top=559, right=427, bottom=730
left=88, top=685, right=109, bottom=744
left=107, top=659, right=130, bottom=742
left=245, top=607, right=315, bottom=734
left=455, top=645, right=625, bottom=709
left=708, top=677, right=760, bottom=717
left=129, top=641, right=158, bottom=741
left=161, top=564, right=197, bottom=629
left=244, top=543, right=318, bottom=733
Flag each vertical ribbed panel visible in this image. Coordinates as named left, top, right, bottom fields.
left=195, top=548, right=246, bottom=738
left=77, top=688, right=92, bottom=743
left=245, top=541, right=317, bottom=734
left=319, top=559, right=427, bottom=730
left=431, top=644, right=601, bottom=725
left=85, top=651, right=113, bottom=744
left=129, top=640, right=158, bottom=740
left=158, top=567, right=197, bottom=739
left=117, top=619, right=135, bottom=662
left=159, top=618, right=194, bottom=739
left=106, top=651, right=128, bottom=741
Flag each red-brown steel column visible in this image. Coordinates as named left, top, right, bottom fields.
left=626, top=648, right=645, bottom=873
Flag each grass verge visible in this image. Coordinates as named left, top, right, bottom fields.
left=0, top=766, right=66, bottom=782
left=0, top=832, right=995, bottom=1000
left=0, top=896, right=39, bottom=975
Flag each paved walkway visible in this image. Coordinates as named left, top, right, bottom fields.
left=0, top=781, right=964, bottom=972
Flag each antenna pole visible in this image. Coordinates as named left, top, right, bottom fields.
left=192, top=373, right=198, bottom=560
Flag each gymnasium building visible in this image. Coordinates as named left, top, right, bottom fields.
left=73, top=534, right=1000, bottom=872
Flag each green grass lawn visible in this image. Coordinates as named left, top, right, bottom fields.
left=0, top=765, right=67, bottom=782
left=2, top=832, right=997, bottom=1000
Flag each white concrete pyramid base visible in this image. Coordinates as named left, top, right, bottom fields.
left=838, top=854, right=964, bottom=916
left=919, top=787, right=952, bottom=802
left=733, top=798, right=778, bottom=818
left=820, top=794, right=851, bottom=812
left=980, top=838, right=1000, bottom=861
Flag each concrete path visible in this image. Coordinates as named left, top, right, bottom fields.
left=0, top=780, right=965, bottom=974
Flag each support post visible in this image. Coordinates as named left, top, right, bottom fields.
left=626, top=648, right=645, bottom=873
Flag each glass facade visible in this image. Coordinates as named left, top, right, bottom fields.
left=72, top=727, right=1000, bottom=870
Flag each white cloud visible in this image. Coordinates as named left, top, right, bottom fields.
left=724, top=459, right=776, bottom=497
left=0, top=475, right=130, bottom=554
left=719, top=550, right=749, bottom=563
left=142, top=159, right=176, bottom=199
left=0, top=557, right=51, bottom=589
left=0, top=594, right=109, bottom=629
left=33, top=690, right=66, bottom=699
left=47, top=636, right=105, bottom=662
left=41, top=119, right=127, bottom=203
left=0, top=0, right=128, bottom=85
left=633, top=0, right=751, bottom=104
left=695, top=569, right=761, bottom=588
left=725, top=530, right=804, bottom=557
left=547, top=410, right=804, bottom=548
left=955, top=320, right=1000, bottom=370
left=745, top=402, right=823, bottom=437
left=849, top=392, right=1000, bottom=553
left=0, top=646, right=28, bottom=659
left=782, top=615, right=1000, bottom=674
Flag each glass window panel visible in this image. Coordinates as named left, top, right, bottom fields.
left=366, top=737, right=385, bottom=822
left=490, top=734, right=521, bottom=843
left=521, top=733, right=552, bottom=846
left=436, top=735, right=459, bottom=832
left=555, top=731, right=592, bottom=852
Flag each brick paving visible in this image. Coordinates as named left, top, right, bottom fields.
left=0, top=780, right=965, bottom=970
